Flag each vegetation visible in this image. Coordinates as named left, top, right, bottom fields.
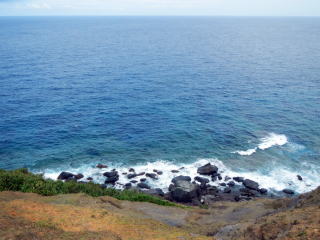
left=0, top=168, right=178, bottom=207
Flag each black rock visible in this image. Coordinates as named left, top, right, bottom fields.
left=171, top=170, right=179, bottom=173
left=283, top=189, right=294, bottom=195
left=75, top=173, right=84, bottom=180
left=234, top=195, right=241, bottom=202
left=129, top=168, right=135, bottom=172
left=103, top=171, right=118, bottom=178
left=87, top=177, right=93, bottom=181
left=169, top=180, right=200, bottom=203
left=127, top=173, right=137, bottom=179
left=96, top=163, right=108, bottom=169
left=259, top=188, right=268, bottom=194
left=211, top=175, right=217, bottom=182
left=219, top=183, right=226, bottom=186
left=136, top=172, right=145, bottom=176
left=156, top=171, right=163, bottom=175
left=197, top=163, right=218, bottom=175
left=206, top=186, right=219, bottom=195
left=172, top=175, right=191, bottom=184
left=140, top=178, right=146, bottom=182
left=130, top=180, right=138, bottom=183
left=146, top=173, right=158, bottom=179
left=218, top=174, right=222, bottom=180
left=223, top=187, right=231, bottom=193
left=137, top=182, right=151, bottom=189
left=57, top=172, right=75, bottom=181
left=122, top=172, right=127, bottom=175
left=225, top=176, right=231, bottom=181
left=227, top=181, right=235, bottom=187
left=239, top=188, right=259, bottom=197
left=145, top=188, right=165, bottom=197
left=194, top=176, right=209, bottom=185
left=297, top=175, right=303, bottom=181
left=243, top=179, right=259, bottom=190
left=105, top=175, right=119, bottom=184
left=233, top=177, right=244, bottom=182
left=124, top=183, right=132, bottom=189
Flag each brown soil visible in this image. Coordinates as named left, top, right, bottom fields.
left=0, top=187, right=319, bottom=240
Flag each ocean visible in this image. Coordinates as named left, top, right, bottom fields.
left=0, top=16, right=319, bottom=193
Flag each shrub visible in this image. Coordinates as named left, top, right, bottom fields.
left=0, top=168, right=178, bottom=207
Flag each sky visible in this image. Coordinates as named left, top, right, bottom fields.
left=0, top=0, right=320, bottom=16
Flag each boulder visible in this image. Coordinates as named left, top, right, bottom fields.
left=225, top=176, right=231, bottom=181
left=140, top=178, right=146, bottom=182
left=206, top=186, right=219, bottom=195
left=145, top=188, right=165, bottom=197
left=128, top=168, right=135, bottom=172
left=197, top=163, right=218, bottom=175
left=87, top=177, right=93, bottom=181
left=75, top=173, right=84, bottom=180
left=124, top=183, right=132, bottom=189
left=243, top=179, right=259, bottom=190
left=171, top=170, right=179, bottom=173
left=297, top=175, right=303, bottom=181
left=127, top=173, right=137, bottom=179
left=146, top=173, right=158, bottom=179
left=130, top=180, right=138, bottom=183
left=259, top=188, right=268, bottom=194
left=57, top=172, right=75, bottom=181
left=227, top=181, right=235, bottom=187
left=105, top=175, right=119, bottom=184
left=137, top=182, right=151, bottom=189
left=233, top=177, right=244, bottom=182
left=103, top=171, right=118, bottom=178
left=169, top=180, right=200, bottom=203
left=283, top=189, right=294, bottom=195
left=223, top=187, right=232, bottom=193
left=220, top=183, right=226, bottom=186
left=96, top=164, right=108, bottom=169
left=136, top=172, right=145, bottom=176
left=194, top=176, right=209, bottom=185
left=239, top=188, right=258, bottom=197
left=172, top=175, right=191, bottom=184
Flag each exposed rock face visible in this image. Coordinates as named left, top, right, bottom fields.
left=243, top=179, right=259, bottom=190
left=169, top=180, right=200, bottom=203
left=197, top=163, right=218, bottom=175
left=57, top=172, right=75, bottom=181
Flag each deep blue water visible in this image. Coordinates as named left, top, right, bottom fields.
left=0, top=17, right=319, bottom=192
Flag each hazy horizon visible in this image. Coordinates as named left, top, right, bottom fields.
left=0, top=0, right=320, bottom=17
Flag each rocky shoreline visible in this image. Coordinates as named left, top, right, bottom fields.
left=56, top=162, right=299, bottom=205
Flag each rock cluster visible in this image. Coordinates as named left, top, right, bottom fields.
left=56, top=162, right=299, bottom=205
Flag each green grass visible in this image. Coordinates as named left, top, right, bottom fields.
left=0, top=168, right=179, bottom=207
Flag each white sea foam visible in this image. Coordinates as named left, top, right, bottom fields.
left=41, top=157, right=319, bottom=194
left=234, top=148, right=257, bottom=156
left=258, top=133, right=288, bottom=150
left=234, top=133, right=288, bottom=156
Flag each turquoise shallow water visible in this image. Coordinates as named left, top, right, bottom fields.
left=0, top=17, right=319, bottom=192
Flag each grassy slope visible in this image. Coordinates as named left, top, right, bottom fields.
left=0, top=168, right=178, bottom=207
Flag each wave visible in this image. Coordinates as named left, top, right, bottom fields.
left=234, top=133, right=288, bottom=156
left=40, top=158, right=318, bottom=194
